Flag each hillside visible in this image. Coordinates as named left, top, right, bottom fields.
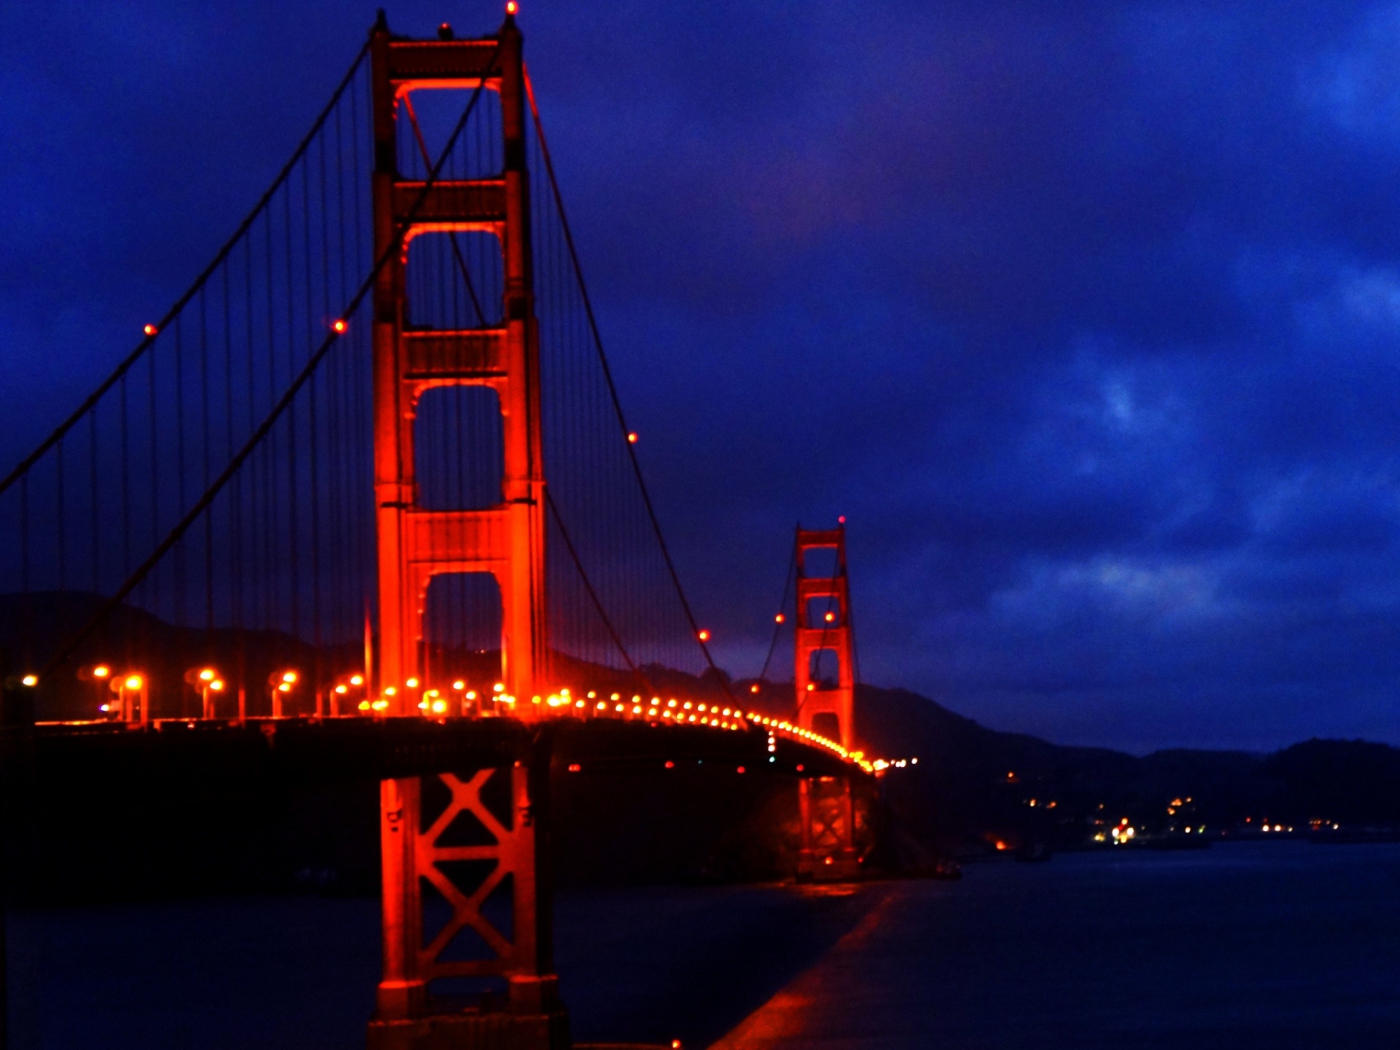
left=838, top=682, right=1400, bottom=852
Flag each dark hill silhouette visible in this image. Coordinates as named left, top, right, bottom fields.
left=4, top=591, right=1399, bottom=898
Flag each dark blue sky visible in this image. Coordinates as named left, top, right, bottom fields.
left=6, top=1, right=1400, bottom=752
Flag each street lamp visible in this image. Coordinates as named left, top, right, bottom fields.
left=109, top=672, right=148, bottom=724
left=78, top=663, right=113, bottom=718
left=331, top=672, right=366, bottom=717
left=184, top=667, right=224, bottom=719
left=269, top=669, right=298, bottom=718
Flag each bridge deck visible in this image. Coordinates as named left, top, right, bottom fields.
left=4, top=716, right=858, bottom=782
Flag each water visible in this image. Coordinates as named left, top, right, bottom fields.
left=714, top=842, right=1400, bottom=1050
left=8, top=842, right=1400, bottom=1049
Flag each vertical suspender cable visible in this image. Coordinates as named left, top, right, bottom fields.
left=523, top=70, right=733, bottom=702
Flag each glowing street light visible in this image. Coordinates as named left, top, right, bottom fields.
left=109, top=672, right=148, bottom=724
left=269, top=669, right=299, bottom=718
left=78, top=664, right=114, bottom=718
left=185, top=666, right=224, bottom=719
left=331, top=672, right=366, bottom=716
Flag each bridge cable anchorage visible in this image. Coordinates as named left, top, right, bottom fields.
left=39, top=39, right=504, bottom=680
left=0, top=39, right=372, bottom=500
left=524, top=66, right=735, bottom=704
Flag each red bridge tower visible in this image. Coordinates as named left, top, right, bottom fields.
left=371, top=12, right=546, bottom=712
left=368, top=15, right=565, bottom=1050
left=794, top=523, right=860, bottom=879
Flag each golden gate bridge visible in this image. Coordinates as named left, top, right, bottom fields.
left=0, top=10, right=877, bottom=1049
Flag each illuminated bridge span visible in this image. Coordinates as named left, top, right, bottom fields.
left=0, top=11, right=873, bottom=1050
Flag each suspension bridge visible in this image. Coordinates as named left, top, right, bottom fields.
left=0, top=11, right=879, bottom=1049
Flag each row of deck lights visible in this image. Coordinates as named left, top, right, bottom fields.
left=23, top=664, right=870, bottom=769
left=378, top=681, right=864, bottom=758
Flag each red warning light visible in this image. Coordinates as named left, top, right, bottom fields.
left=567, top=763, right=581, bottom=772
left=506, top=0, right=518, bottom=13
left=838, top=515, right=846, bottom=524
left=143, top=324, right=158, bottom=337
left=664, top=760, right=675, bottom=769
left=331, top=319, right=348, bottom=334
left=775, top=613, right=785, bottom=623
left=736, top=766, right=746, bottom=774
left=697, top=629, right=710, bottom=642
left=749, top=683, right=760, bottom=694
left=627, top=432, right=638, bottom=444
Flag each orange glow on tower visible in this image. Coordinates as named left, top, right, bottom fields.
left=370, top=11, right=547, bottom=713
left=793, top=521, right=859, bottom=880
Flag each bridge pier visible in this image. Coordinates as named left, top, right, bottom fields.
left=369, top=743, right=568, bottom=1050
left=797, top=776, right=860, bottom=881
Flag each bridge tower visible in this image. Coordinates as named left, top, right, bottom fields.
left=794, top=523, right=860, bottom=879
left=368, top=16, right=566, bottom=1050
left=371, top=10, right=546, bottom=712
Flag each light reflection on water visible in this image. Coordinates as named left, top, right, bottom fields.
left=8, top=842, right=1399, bottom=1049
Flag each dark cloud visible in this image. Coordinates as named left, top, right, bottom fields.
left=6, top=0, right=1400, bottom=751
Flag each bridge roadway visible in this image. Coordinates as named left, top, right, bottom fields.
left=3, top=712, right=857, bottom=785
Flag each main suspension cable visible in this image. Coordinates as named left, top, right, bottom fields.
left=42, top=37, right=503, bottom=679
left=757, top=532, right=797, bottom=683
left=0, top=39, right=372, bottom=500
left=524, top=67, right=734, bottom=703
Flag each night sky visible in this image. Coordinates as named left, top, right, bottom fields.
left=5, top=1, right=1400, bottom=753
